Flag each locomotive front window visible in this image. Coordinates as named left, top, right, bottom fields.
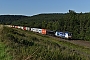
left=68, top=33, right=72, bottom=36
left=57, top=33, right=59, bottom=35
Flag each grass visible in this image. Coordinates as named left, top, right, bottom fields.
left=1, top=26, right=90, bottom=60
left=0, top=25, right=12, bottom=60
left=0, top=42, right=12, bottom=60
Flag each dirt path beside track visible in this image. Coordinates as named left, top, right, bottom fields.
left=69, top=40, right=90, bottom=48
left=49, top=35, right=90, bottom=48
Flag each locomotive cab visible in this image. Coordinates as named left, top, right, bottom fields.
left=64, top=32, right=72, bottom=39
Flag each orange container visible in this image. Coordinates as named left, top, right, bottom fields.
left=42, top=29, right=46, bottom=34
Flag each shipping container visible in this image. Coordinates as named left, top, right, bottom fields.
left=20, top=26, right=23, bottom=30
left=12, top=25, right=14, bottom=28
left=18, top=26, right=21, bottom=29
left=26, top=27, right=30, bottom=31
left=15, top=26, right=18, bottom=28
left=31, top=28, right=39, bottom=32
left=23, top=27, right=26, bottom=30
left=42, top=29, right=46, bottom=34
left=38, top=29, right=42, bottom=33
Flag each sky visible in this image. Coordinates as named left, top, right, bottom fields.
left=0, top=0, right=90, bottom=16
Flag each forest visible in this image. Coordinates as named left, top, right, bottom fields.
left=0, top=15, right=27, bottom=24
left=0, top=10, right=90, bottom=40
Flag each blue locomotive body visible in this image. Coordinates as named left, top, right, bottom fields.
left=55, top=31, right=72, bottom=39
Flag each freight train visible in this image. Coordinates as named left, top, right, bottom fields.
left=5, top=25, right=72, bottom=39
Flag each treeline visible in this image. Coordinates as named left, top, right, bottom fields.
left=0, top=15, right=28, bottom=24
left=1, top=10, right=90, bottom=40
